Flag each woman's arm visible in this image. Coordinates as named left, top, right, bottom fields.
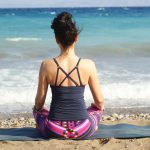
left=88, top=60, right=105, bottom=111
left=34, top=61, right=48, bottom=110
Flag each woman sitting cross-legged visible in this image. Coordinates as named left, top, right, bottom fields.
left=33, top=11, right=104, bottom=139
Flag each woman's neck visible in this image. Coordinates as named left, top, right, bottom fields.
left=59, top=45, right=77, bottom=58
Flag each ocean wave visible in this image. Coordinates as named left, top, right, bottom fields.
left=84, top=81, right=150, bottom=108
left=102, top=82, right=150, bottom=100
left=97, top=7, right=105, bottom=11
left=0, top=81, right=149, bottom=107
left=0, top=73, right=150, bottom=111
left=11, top=13, right=15, bottom=16
left=5, top=13, right=15, bottom=16
left=6, top=37, right=42, bottom=42
left=39, top=11, right=56, bottom=15
left=50, top=11, right=56, bottom=15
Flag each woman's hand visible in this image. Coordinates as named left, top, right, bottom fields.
left=32, top=105, right=43, bottom=112
left=91, top=102, right=105, bottom=111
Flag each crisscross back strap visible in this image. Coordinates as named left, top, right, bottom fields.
left=53, top=58, right=60, bottom=86
left=53, top=58, right=83, bottom=86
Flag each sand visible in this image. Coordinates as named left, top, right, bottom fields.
left=0, top=113, right=150, bottom=150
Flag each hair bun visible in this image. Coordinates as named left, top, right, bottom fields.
left=60, top=12, right=73, bottom=29
left=51, top=11, right=81, bottom=48
left=63, top=12, right=72, bottom=21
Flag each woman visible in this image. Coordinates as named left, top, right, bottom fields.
left=33, top=12, right=104, bottom=139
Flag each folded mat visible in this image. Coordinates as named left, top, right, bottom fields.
left=0, top=123, right=149, bottom=141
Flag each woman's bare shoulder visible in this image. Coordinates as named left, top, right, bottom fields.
left=41, top=58, right=55, bottom=66
left=39, top=59, right=55, bottom=72
left=41, top=58, right=53, bottom=64
left=81, top=58, right=96, bottom=68
left=41, top=58, right=96, bottom=70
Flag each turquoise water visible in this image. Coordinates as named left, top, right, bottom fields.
left=0, top=7, right=150, bottom=113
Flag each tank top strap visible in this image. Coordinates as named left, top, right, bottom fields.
left=76, top=58, right=83, bottom=86
left=76, top=58, right=81, bottom=67
left=53, top=58, right=59, bottom=67
left=53, top=58, right=60, bottom=86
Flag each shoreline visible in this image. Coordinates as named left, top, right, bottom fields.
left=0, top=106, right=150, bottom=120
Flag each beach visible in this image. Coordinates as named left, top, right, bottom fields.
left=0, top=113, right=150, bottom=150
left=0, top=7, right=150, bottom=150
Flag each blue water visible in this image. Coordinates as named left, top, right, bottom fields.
left=0, top=7, right=150, bottom=113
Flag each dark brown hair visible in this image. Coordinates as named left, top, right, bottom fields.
left=51, top=12, right=80, bottom=48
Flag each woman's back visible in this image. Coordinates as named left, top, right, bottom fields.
left=38, top=56, right=104, bottom=112
left=44, top=56, right=91, bottom=87
left=47, top=57, right=90, bottom=121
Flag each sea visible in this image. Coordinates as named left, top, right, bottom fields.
left=0, top=7, right=150, bottom=114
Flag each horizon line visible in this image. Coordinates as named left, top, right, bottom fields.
left=0, top=6, right=150, bottom=9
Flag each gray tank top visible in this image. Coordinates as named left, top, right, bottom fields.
left=48, top=58, right=88, bottom=121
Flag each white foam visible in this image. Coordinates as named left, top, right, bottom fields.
left=0, top=67, right=150, bottom=112
left=50, top=11, right=56, bottom=15
left=97, top=7, right=105, bottom=11
left=83, top=81, right=150, bottom=108
left=102, top=82, right=150, bottom=100
left=1, top=68, right=150, bottom=102
left=6, top=37, right=42, bottom=42
left=0, top=68, right=37, bottom=87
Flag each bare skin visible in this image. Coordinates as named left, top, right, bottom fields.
left=34, top=36, right=104, bottom=111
